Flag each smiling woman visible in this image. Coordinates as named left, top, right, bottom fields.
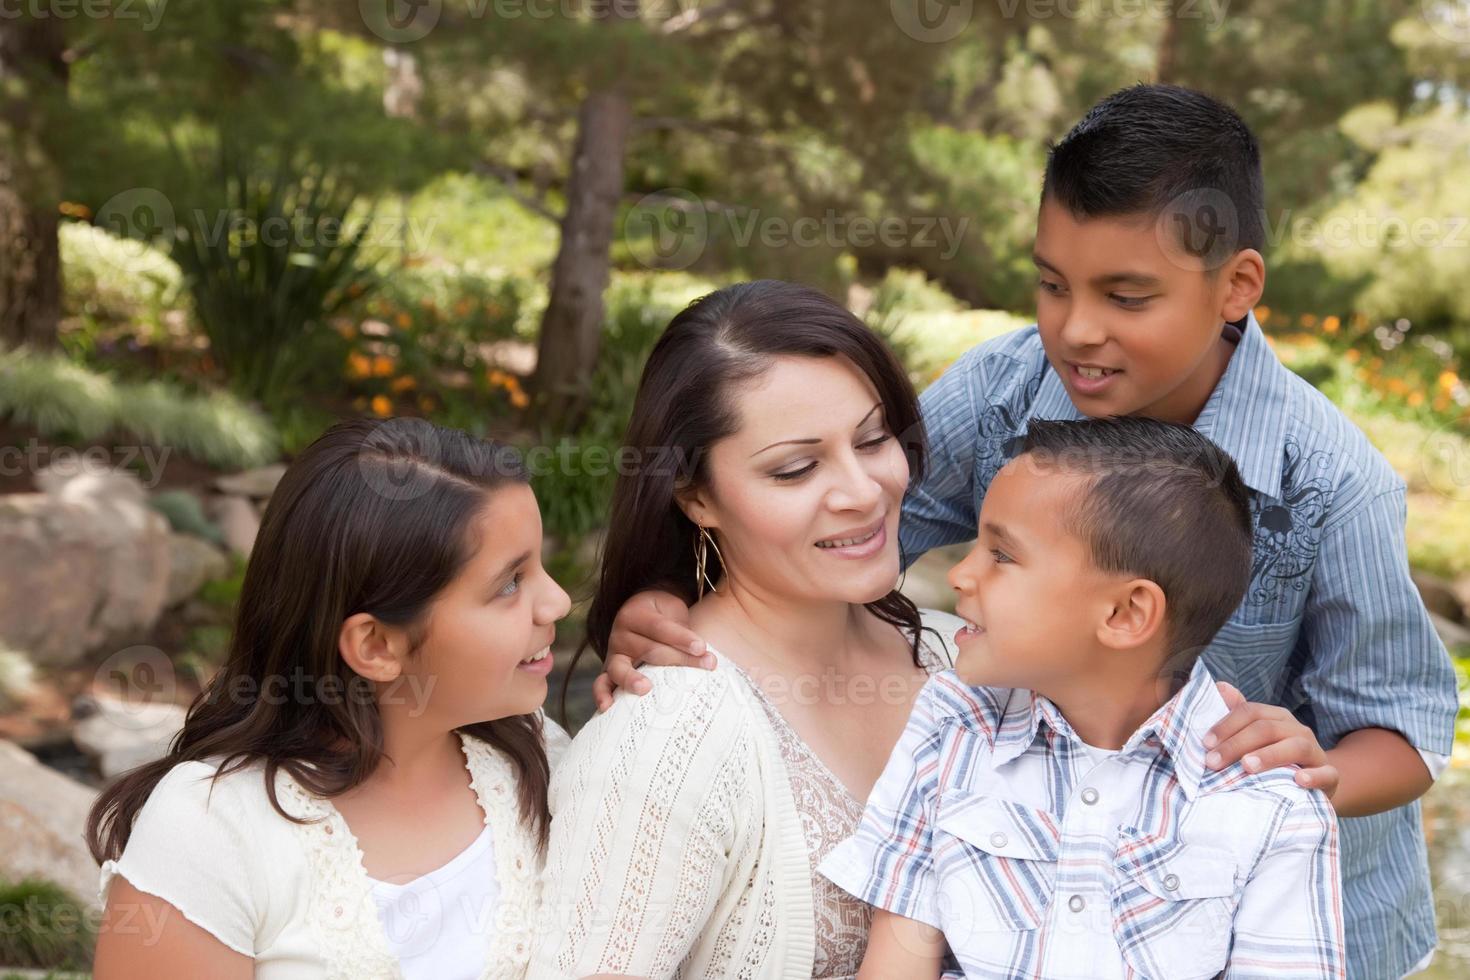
left=532, top=280, right=964, bottom=978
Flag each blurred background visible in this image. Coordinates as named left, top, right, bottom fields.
left=2, top=1, right=1470, bottom=975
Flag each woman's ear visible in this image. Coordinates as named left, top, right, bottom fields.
left=339, top=613, right=406, bottom=683
left=1097, top=578, right=1166, bottom=652
left=673, top=484, right=717, bottom=529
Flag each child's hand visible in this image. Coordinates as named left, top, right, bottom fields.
left=1205, top=681, right=1340, bottom=798
left=592, top=589, right=713, bottom=712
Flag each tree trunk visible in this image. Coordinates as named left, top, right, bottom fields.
left=1156, top=0, right=1182, bottom=86
left=0, top=16, right=68, bottom=351
left=533, top=4, right=638, bottom=431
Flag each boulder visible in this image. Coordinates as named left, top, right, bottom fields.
left=164, top=534, right=230, bottom=608
left=213, top=464, right=286, bottom=500
left=1413, top=569, right=1466, bottom=624
left=0, top=464, right=171, bottom=669
left=0, top=740, right=100, bottom=909
left=209, top=494, right=260, bottom=558
left=72, top=693, right=187, bottom=780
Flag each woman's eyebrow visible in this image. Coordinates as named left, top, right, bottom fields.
left=749, top=402, right=882, bottom=457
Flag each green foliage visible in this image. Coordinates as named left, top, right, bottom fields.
left=149, top=490, right=223, bottom=544
left=0, top=348, right=278, bottom=470
left=59, top=223, right=182, bottom=337
left=170, top=147, right=382, bottom=406
left=0, top=878, right=93, bottom=971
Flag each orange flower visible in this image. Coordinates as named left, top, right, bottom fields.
left=1440, top=371, right=1460, bottom=392
left=395, top=312, right=413, bottom=329
left=347, top=352, right=373, bottom=378
left=487, top=369, right=508, bottom=387
left=373, top=355, right=396, bottom=378
left=1407, top=391, right=1425, bottom=407
left=390, top=375, right=417, bottom=393
left=370, top=395, right=392, bottom=417
left=1299, top=313, right=1318, bottom=328
left=59, top=201, right=93, bottom=219
left=1253, top=305, right=1271, bottom=324
left=1345, top=349, right=1361, bottom=363
left=1322, top=315, right=1340, bottom=334
left=510, top=390, right=529, bottom=409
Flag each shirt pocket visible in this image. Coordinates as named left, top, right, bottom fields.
left=934, top=794, right=1061, bottom=935
left=1110, top=826, right=1241, bottom=980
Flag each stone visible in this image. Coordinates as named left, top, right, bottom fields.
left=72, top=693, right=187, bottom=780
left=164, top=534, right=230, bottom=608
left=0, top=740, right=101, bottom=909
left=209, top=494, right=260, bottom=557
left=0, top=463, right=171, bottom=668
left=1432, top=612, right=1470, bottom=651
left=1413, top=569, right=1465, bottom=624
left=213, top=464, right=287, bottom=500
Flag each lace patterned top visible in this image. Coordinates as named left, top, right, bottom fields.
left=531, top=609, right=960, bottom=980
left=729, top=634, right=951, bottom=979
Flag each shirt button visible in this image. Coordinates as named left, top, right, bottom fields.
left=1080, top=787, right=1099, bottom=805
left=1068, top=894, right=1086, bottom=913
left=1163, top=873, right=1181, bottom=892
left=989, top=831, right=1008, bottom=849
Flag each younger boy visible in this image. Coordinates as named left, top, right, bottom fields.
left=821, top=416, right=1344, bottom=979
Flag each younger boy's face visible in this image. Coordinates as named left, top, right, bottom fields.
left=1032, top=198, right=1240, bottom=425
left=946, top=457, right=1119, bottom=694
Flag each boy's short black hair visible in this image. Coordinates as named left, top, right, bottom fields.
left=1019, top=416, right=1253, bottom=664
left=1042, top=84, right=1265, bottom=268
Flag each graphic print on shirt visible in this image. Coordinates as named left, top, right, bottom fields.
left=1245, top=437, right=1334, bottom=610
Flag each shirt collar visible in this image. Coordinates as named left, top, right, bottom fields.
left=986, top=660, right=1226, bottom=800
left=1020, top=313, right=1291, bottom=497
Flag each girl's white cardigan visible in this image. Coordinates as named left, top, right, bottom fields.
left=529, top=610, right=963, bottom=980
left=99, top=720, right=569, bottom=980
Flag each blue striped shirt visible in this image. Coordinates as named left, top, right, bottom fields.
left=896, top=313, right=1458, bottom=979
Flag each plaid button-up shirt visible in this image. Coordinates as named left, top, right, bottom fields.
left=821, top=661, right=1346, bottom=979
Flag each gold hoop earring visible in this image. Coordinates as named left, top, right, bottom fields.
left=694, top=524, right=724, bottom=598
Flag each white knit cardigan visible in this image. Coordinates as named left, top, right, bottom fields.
left=528, top=609, right=962, bottom=980
left=99, top=719, right=569, bottom=980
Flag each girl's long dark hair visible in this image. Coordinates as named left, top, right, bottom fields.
left=89, top=417, right=552, bottom=861
left=571, top=280, right=933, bottom=704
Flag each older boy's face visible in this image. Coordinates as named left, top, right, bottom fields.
left=945, top=458, right=1117, bottom=694
left=1032, top=199, right=1237, bottom=425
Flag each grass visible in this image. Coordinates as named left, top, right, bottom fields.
left=0, top=879, right=93, bottom=973
left=0, top=347, right=278, bottom=472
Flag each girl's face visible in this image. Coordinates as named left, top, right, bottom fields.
left=400, top=483, right=571, bottom=726
left=683, top=355, right=911, bottom=607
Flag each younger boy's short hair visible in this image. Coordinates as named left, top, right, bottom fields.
left=1042, top=83, right=1265, bottom=269
left=1019, top=416, right=1253, bottom=663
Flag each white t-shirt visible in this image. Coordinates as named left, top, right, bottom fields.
left=371, top=823, right=499, bottom=980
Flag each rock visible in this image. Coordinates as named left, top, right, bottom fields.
left=213, top=464, right=287, bottom=500
left=209, top=494, right=260, bottom=557
left=0, top=644, right=36, bottom=712
left=149, top=488, right=222, bottom=544
left=0, top=463, right=172, bottom=668
left=164, top=534, right=230, bottom=608
left=72, top=693, right=187, bottom=780
left=1432, top=612, right=1470, bottom=651
left=1413, top=569, right=1465, bottom=624
left=0, top=740, right=101, bottom=909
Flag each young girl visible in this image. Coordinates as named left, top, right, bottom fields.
left=88, top=417, right=572, bottom=980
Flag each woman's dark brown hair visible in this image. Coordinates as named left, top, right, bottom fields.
left=88, top=417, right=552, bottom=861
left=569, top=279, right=933, bottom=707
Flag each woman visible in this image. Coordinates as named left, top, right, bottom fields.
left=530, top=281, right=963, bottom=978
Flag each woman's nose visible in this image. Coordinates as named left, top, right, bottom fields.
left=828, top=454, right=884, bottom=511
